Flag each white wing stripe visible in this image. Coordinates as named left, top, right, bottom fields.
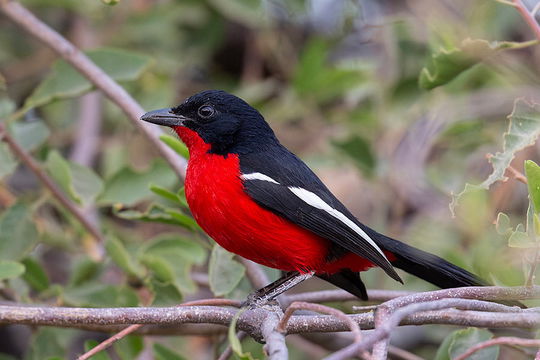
left=288, top=186, right=388, bottom=260
left=241, top=172, right=280, bottom=184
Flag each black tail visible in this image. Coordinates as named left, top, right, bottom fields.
left=378, top=235, right=487, bottom=289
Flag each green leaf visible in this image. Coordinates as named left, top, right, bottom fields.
left=46, top=150, right=103, bottom=206
left=228, top=308, right=254, bottom=360
left=150, top=183, right=181, bottom=203
left=420, top=38, right=537, bottom=89
left=148, top=279, right=183, bottom=306
left=451, top=99, right=540, bottom=215
left=153, top=343, right=186, bottom=360
left=0, top=97, right=15, bottom=118
left=0, top=143, right=17, bottom=179
left=160, top=134, right=189, bottom=159
left=21, top=257, right=50, bottom=291
left=9, top=120, right=50, bottom=152
left=434, top=331, right=454, bottom=360
left=0, top=203, right=39, bottom=261
left=140, top=255, right=175, bottom=283
left=84, top=340, right=113, bottom=360
left=208, top=245, right=245, bottom=296
left=508, top=229, right=536, bottom=248
left=0, top=260, right=25, bottom=280
left=114, top=336, right=143, bottom=360
left=495, top=212, right=512, bottom=235
left=115, top=203, right=198, bottom=230
left=293, top=39, right=365, bottom=101
left=526, top=160, right=540, bottom=213
left=63, top=283, right=138, bottom=307
left=333, top=135, right=376, bottom=176
left=99, top=159, right=177, bottom=206
left=142, top=234, right=207, bottom=265
left=24, top=48, right=152, bottom=110
left=105, top=237, right=143, bottom=278
left=69, top=257, right=101, bottom=286
left=26, top=329, right=66, bottom=360
left=448, top=328, right=498, bottom=360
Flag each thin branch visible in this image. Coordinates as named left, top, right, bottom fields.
left=0, top=125, right=105, bottom=244
left=512, top=0, right=540, bottom=40
left=507, top=164, right=528, bottom=184
left=238, top=258, right=270, bottom=290
left=76, top=298, right=241, bottom=360
left=217, top=331, right=247, bottom=360
left=277, top=302, right=362, bottom=342
left=453, top=337, right=540, bottom=360
left=0, top=0, right=187, bottom=179
left=262, top=310, right=288, bottom=360
left=324, top=298, right=531, bottom=360
left=285, top=289, right=414, bottom=305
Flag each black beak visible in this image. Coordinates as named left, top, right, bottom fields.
left=141, top=108, right=187, bottom=127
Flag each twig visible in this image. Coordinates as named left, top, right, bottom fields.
left=323, top=298, right=530, bottom=360
left=453, top=337, right=540, bottom=360
left=0, top=0, right=187, bottom=179
left=217, top=331, right=247, bottom=360
left=0, top=124, right=105, bottom=243
left=238, top=258, right=270, bottom=290
left=277, top=302, right=362, bottom=342
left=285, top=289, right=414, bottom=304
left=76, top=298, right=241, bottom=360
left=507, top=164, right=528, bottom=184
left=262, top=310, right=288, bottom=360
left=512, top=0, right=540, bottom=40
left=371, top=306, right=390, bottom=360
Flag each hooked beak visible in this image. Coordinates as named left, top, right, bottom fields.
left=141, top=108, right=187, bottom=127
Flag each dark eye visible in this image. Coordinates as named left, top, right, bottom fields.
left=197, top=105, right=215, bottom=119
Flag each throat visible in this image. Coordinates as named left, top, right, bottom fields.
left=174, top=127, right=211, bottom=157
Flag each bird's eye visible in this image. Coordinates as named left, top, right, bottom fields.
left=197, top=105, right=215, bottom=119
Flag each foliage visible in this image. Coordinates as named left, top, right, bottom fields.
left=1, top=0, right=539, bottom=358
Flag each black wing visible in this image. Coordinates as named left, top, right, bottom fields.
left=239, top=146, right=401, bottom=282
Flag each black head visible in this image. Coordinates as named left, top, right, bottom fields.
left=141, top=90, right=278, bottom=155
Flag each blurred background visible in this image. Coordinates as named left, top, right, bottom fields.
left=1, top=0, right=540, bottom=359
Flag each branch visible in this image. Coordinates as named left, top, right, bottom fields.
left=512, top=0, right=540, bottom=41
left=261, top=309, right=288, bottom=360
left=0, top=0, right=187, bottom=179
left=0, top=125, right=104, bottom=244
left=454, top=337, right=540, bottom=360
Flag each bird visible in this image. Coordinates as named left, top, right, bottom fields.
left=141, top=89, right=486, bottom=303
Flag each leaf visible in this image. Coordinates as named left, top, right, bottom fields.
left=24, top=48, right=152, bottom=110
left=419, top=38, right=537, bottom=89
left=448, top=328, right=498, bottom=360
left=0, top=97, right=15, bottom=118
left=21, top=257, right=50, bottom=291
left=105, top=237, right=143, bottom=278
left=63, top=283, right=138, bottom=307
left=526, top=160, right=540, bottom=213
left=69, top=257, right=101, bottom=286
left=333, top=135, right=376, bottom=176
left=0, top=203, right=39, bottom=261
left=142, top=234, right=207, bottom=265
left=46, top=150, right=103, bottom=206
left=149, top=279, right=183, bottom=306
left=9, top=121, right=50, bottom=152
left=0, top=261, right=25, bottom=280
left=115, top=203, right=198, bottom=230
left=451, top=99, right=540, bottom=215
left=160, top=134, right=189, bottom=159
left=114, top=336, right=143, bottom=360
left=140, top=255, right=175, bottom=283
left=26, top=329, right=65, bottom=360
left=99, top=159, right=177, bottom=206
left=508, top=229, right=536, bottom=248
left=84, top=340, right=113, bottom=360
left=0, top=143, right=17, bottom=179
left=495, top=212, right=512, bottom=235
left=228, top=308, right=255, bottom=360
left=150, top=183, right=181, bottom=203
left=208, top=245, right=245, bottom=296
left=153, top=343, right=186, bottom=360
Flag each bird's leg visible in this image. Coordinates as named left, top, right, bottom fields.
left=244, top=270, right=315, bottom=308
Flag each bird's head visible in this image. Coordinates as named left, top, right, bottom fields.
left=141, top=90, right=277, bottom=155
